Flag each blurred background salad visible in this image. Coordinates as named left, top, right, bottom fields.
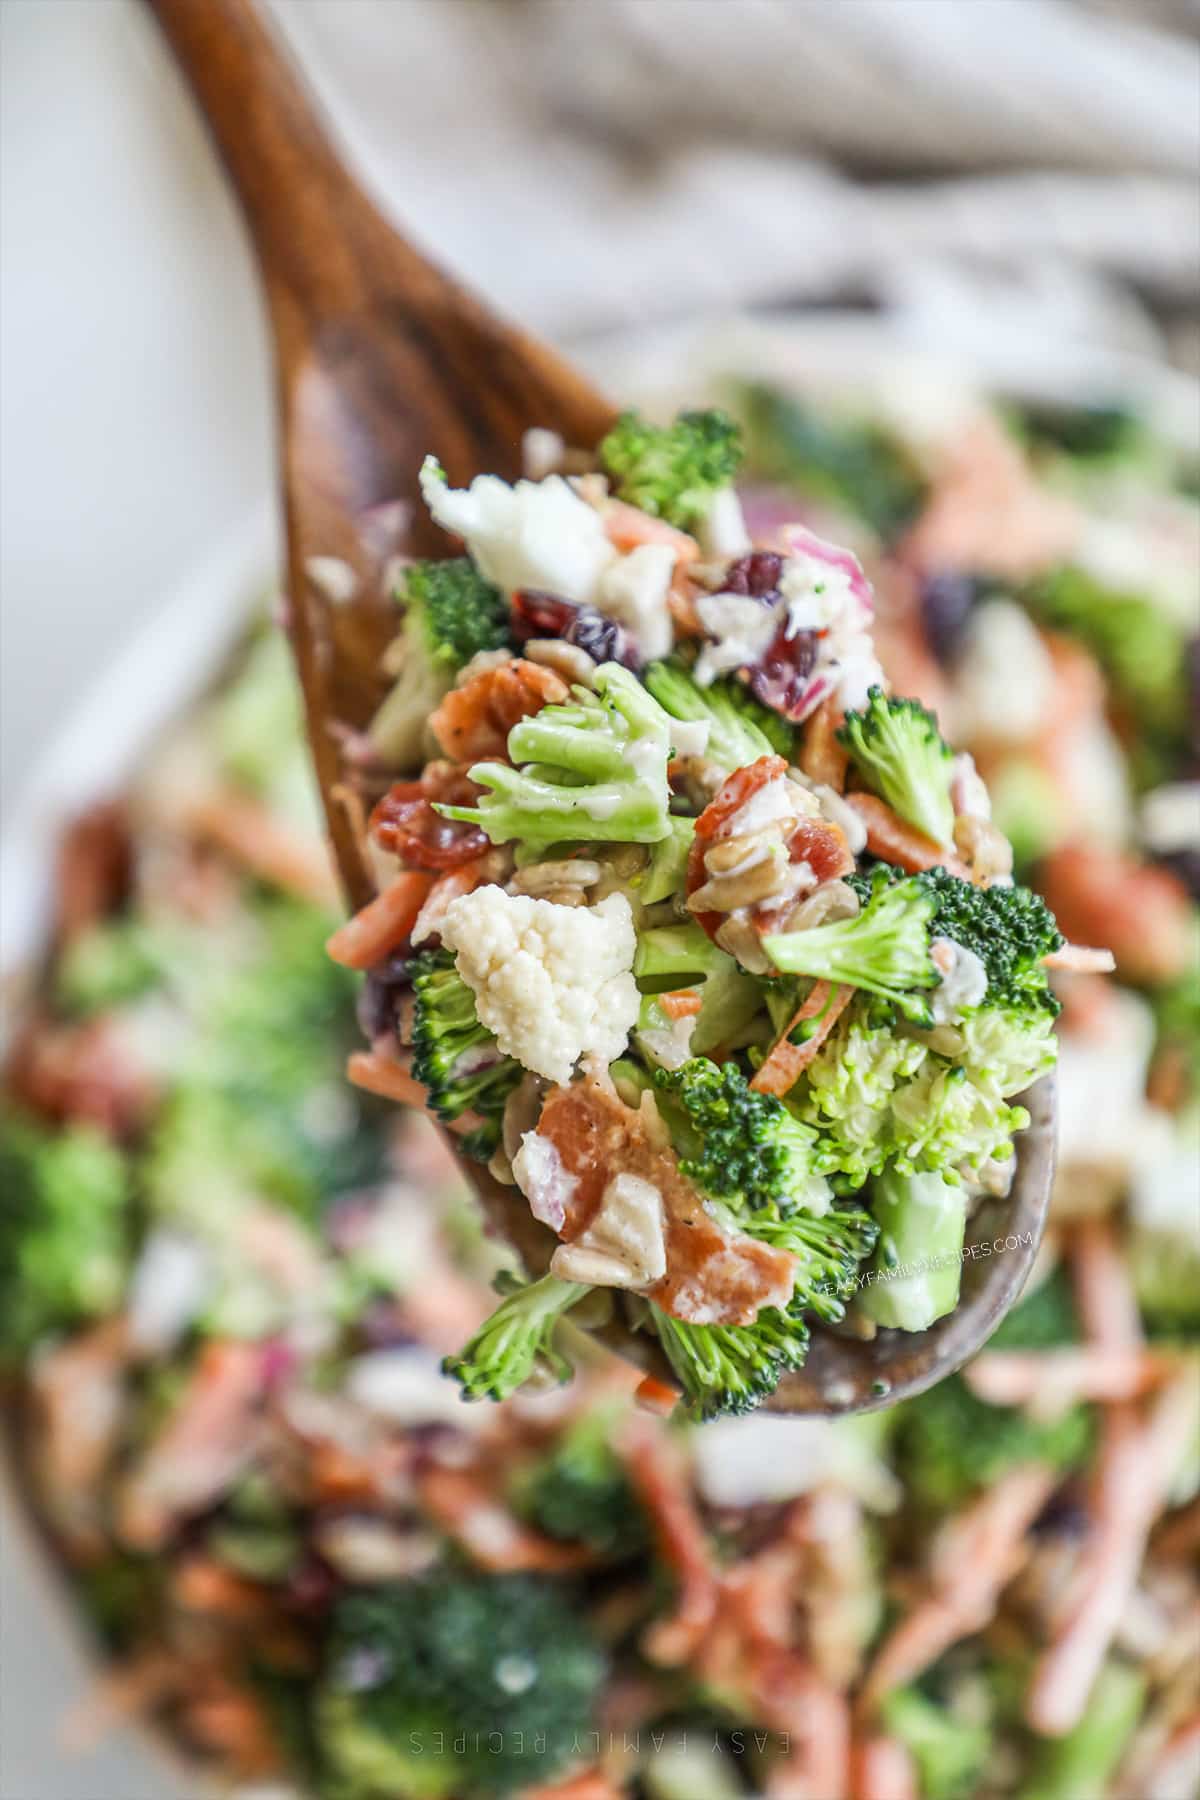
left=2, top=3, right=1198, bottom=1798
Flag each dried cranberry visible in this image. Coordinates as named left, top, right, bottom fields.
left=567, top=607, right=637, bottom=667
left=510, top=589, right=578, bottom=642
left=921, top=571, right=982, bottom=664
left=370, top=784, right=488, bottom=870
left=1159, top=847, right=1200, bottom=901
left=510, top=588, right=638, bottom=668
left=723, top=550, right=784, bottom=601
left=747, top=620, right=819, bottom=719
left=357, top=950, right=413, bottom=1041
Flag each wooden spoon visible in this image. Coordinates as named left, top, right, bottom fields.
left=146, top=0, right=1054, bottom=1414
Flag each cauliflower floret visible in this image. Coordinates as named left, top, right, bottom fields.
left=597, top=542, right=675, bottom=660
left=420, top=457, right=615, bottom=604
left=439, top=886, right=640, bottom=1085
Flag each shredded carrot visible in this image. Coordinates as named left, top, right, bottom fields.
left=751, top=980, right=852, bottom=1096
left=411, top=857, right=493, bottom=946
left=634, top=1373, right=681, bottom=1416
left=859, top=1463, right=1056, bottom=1711
left=1026, top=1369, right=1198, bottom=1736
left=187, top=789, right=336, bottom=903
left=659, top=989, right=703, bottom=1021
left=965, top=1345, right=1177, bottom=1411
left=325, top=870, right=435, bottom=969
left=844, top=793, right=971, bottom=878
left=346, top=1050, right=427, bottom=1108
left=850, top=1734, right=918, bottom=1800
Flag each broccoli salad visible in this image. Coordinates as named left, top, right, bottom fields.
left=2, top=367, right=1196, bottom=1800
left=335, top=411, right=1094, bottom=1421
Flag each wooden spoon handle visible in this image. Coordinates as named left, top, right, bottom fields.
left=145, top=0, right=390, bottom=313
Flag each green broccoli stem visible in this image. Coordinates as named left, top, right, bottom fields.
left=763, top=877, right=938, bottom=1025
left=1022, top=1660, right=1145, bottom=1800
left=639, top=816, right=696, bottom=906
left=442, top=1275, right=589, bottom=1402
left=643, top=660, right=791, bottom=770
left=651, top=1302, right=808, bottom=1421
left=859, top=1166, right=966, bottom=1332
left=437, top=664, right=674, bottom=848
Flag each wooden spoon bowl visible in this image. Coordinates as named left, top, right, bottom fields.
left=147, top=0, right=1054, bottom=1414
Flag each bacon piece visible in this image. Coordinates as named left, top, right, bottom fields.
left=536, top=1076, right=796, bottom=1326
left=325, top=870, right=435, bottom=968
left=429, top=656, right=567, bottom=762
left=844, top=793, right=970, bottom=878
left=751, top=981, right=852, bottom=1097
left=687, top=755, right=791, bottom=940
left=370, top=774, right=489, bottom=870
left=55, top=801, right=132, bottom=941
left=116, top=1340, right=265, bottom=1550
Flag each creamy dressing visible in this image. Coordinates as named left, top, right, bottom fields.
left=723, top=775, right=799, bottom=840
left=929, top=938, right=989, bottom=1024
left=693, top=591, right=780, bottom=685
left=513, top=1131, right=578, bottom=1233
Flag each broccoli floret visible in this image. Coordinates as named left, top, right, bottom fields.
left=643, top=659, right=795, bottom=770
left=443, top=1274, right=589, bottom=1402
left=764, top=873, right=939, bottom=1025
left=1023, top=565, right=1189, bottom=787
left=513, top=1405, right=647, bottom=1557
left=54, top=915, right=169, bottom=1015
left=1007, top=398, right=1142, bottom=462
left=370, top=559, right=511, bottom=768
left=145, top=898, right=391, bottom=1227
left=895, top=1371, right=1093, bottom=1514
left=738, top=383, right=927, bottom=539
left=0, top=1109, right=129, bottom=1359
left=653, top=1057, right=830, bottom=1217
left=849, top=864, right=1064, bottom=1018
left=880, top=1687, right=990, bottom=1800
left=639, top=815, right=696, bottom=906
left=989, top=1264, right=1081, bottom=1349
left=599, top=408, right=743, bottom=531
left=838, top=687, right=955, bottom=848
left=651, top=1302, right=811, bottom=1422
left=438, top=663, right=674, bottom=848
left=317, top=1571, right=606, bottom=1798
left=749, top=1202, right=879, bottom=1324
left=410, top=950, right=521, bottom=1162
